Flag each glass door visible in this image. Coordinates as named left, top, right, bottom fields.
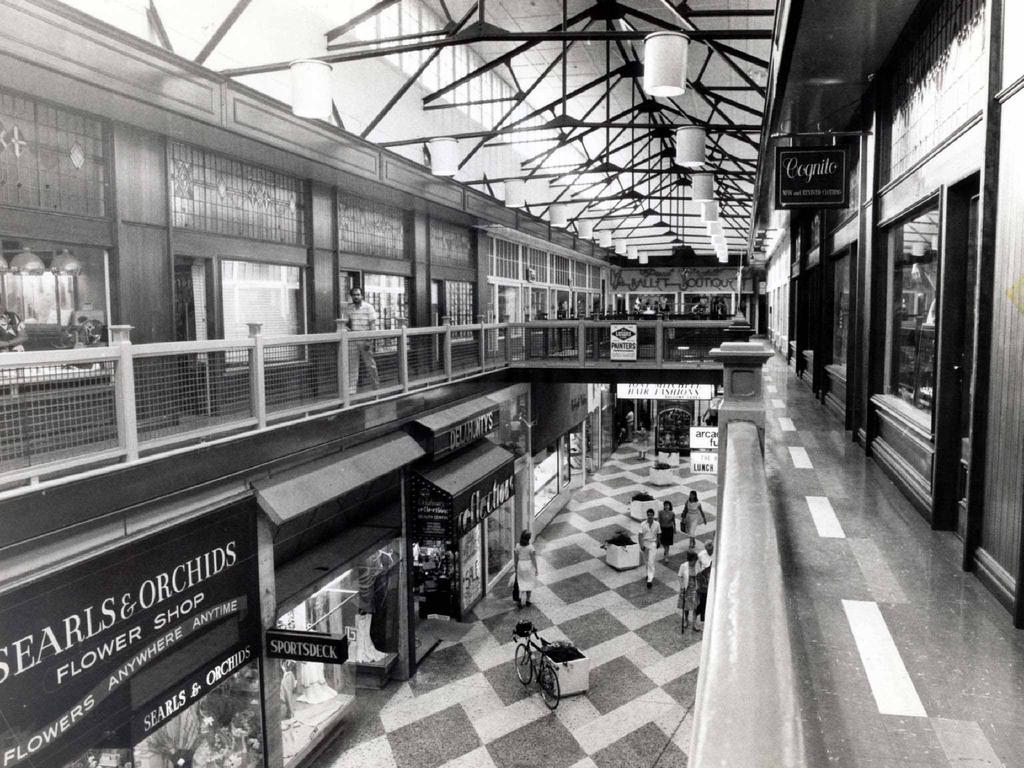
left=957, top=195, right=979, bottom=539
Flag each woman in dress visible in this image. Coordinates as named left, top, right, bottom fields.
left=514, top=530, right=538, bottom=607
left=678, top=549, right=700, bottom=632
left=681, top=490, right=707, bottom=548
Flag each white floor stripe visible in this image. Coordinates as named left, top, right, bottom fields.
left=841, top=600, right=926, bottom=718
left=789, top=446, right=813, bottom=468
left=772, top=398, right=787, bottom=409
left=778, top=417, right=796, bottom=432
left=805, top=496, right=845, bottom=538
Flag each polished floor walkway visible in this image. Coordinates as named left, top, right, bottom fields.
left=765, top=354, right=1024, bottom=768
left=312, top=446, right=718, bottom=768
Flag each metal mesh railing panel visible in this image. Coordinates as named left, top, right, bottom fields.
left=348, top=336, right=400, bottom=399
left=406, top=333, right=444, bottom=384
left=662, top=328, right=728, bottom=362
left=264, top=342, right=339, bottom=413
left=524, top=326, right=578, bottom=359
left=135, top=350, right=252, bottom=442
left=450, top=330, right=482, bottom=373
left=484, top=328, right=506, bottom=367
left=0, top=361, right=118, bottom=472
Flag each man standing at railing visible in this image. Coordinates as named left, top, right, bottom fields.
left=345, top=287, right=380, bottom=393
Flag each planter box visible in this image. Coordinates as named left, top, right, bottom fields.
left=606, top=542, right=640, bottom=570
left=627, top=500, right=655, bottom=521
left=649, top=466, right=676, bottom=486
left=546, top=650, right=591, bottom=696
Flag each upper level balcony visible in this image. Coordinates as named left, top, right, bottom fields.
left=0, top=318, right=746, bottom=491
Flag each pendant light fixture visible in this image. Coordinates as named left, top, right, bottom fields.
left=639, top=251, right=649, bottom=265
left=691, top=172, right=715, bottom=202
left=505, top=174, right=526, bottom=208
left=549, top=203, right=568, bottom=229
left=290, top=60, right=333, bottom=121
left=577, top=219, right=594, bottom=240
left=428, top=138, right=459, bottom=177
left=599, top=230, right=614, bottom=248
left=707, top=221, right=723, bottom=236
left=627, top=245, right=639, bottom=261
left=701, top=200, right=719, bottom=223
left=711, top=233, right=726, bottom=247
left=615, top=239, right=627, bottom=255
left=51, top=249, right=82, bottom=275
left=10, top=247, right=45, bottom=274
left=675, top=126, right=706, bottom=168
left=643, top=32, right=689, bottom=97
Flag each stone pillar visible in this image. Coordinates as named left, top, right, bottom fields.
left=256, top=510, right=285, bottom=768
left=710, top=341, right=773, bottom=489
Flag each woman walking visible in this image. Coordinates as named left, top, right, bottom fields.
left=681, top=490, right=708, bottom=548
left=514, top=530, right=538, bottom=607
left=678, top=549, right=700, bottom=632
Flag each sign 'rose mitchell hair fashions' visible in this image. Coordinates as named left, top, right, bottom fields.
left=0, top=504, right=261, bottom=768
left=774, top=146, right=850, bottom=209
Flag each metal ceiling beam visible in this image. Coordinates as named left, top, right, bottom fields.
left=325, top=0, right=401, bottom=42
left=195, top=0, right=252, bottom=65
left=147, top=0, right=173, bottom=53
left=360, top=3, right=478, bottom=139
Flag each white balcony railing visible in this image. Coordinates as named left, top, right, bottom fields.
left=0, top=319, right=734, bottom=489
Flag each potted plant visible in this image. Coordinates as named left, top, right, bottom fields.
left=627, top=491, right=654, bottom=521
left=602, top=529, right=640, bottom=570
left=650, top=461, right=676, bottom=486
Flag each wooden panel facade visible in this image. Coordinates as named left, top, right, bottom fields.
left=980, top=92, right=1024, bottom=587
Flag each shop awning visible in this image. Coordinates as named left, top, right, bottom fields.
left=254, top=432, right=425, bottom=525
left=414, top=441, right=516, bottom=537
left=408, top=395, right=502, bottom=458
left=417, top=440, right=514, bottom=497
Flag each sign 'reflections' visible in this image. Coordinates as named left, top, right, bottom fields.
left=690, top=451, right=719, bottom=474
left=266, top=629, right=348, bottom=665
left=0, top=505, right=259, bottom=768
left=453, top=464, right=516, bottom=537
left=774, top=146, right=850, bottom=209
left=618, top=383, right=715, bottom=400
left=610, top=324, right=638, bottom=361
left=689, top=427, right=719, bottom=450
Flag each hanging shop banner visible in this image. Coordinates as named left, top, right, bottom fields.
left=689, top=427, right=719, bottom=450
left=610, top=324, right=638, bottom=361
left=0, top=504, right=260, bottom=768
left=266, top=628, right=348, bottom=665
left=618, top=383, right=716, bottom=400
left=691, top=451, right=719, bottom=474
left=774, top=146, right=850, bottom=209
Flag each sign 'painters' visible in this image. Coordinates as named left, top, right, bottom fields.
left=610, top=324, right=638, bottom=361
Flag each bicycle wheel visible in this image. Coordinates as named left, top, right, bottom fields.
left=539, top=659, right=560, bottom=710
left=514, top=643, right=533, bottom=685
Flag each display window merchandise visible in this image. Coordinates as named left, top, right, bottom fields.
left=274, top=539, right=402, bottom=766
left=0, top=240, right=110, bottom=351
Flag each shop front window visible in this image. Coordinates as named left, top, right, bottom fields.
left=832, top=253, right=850, bottom=373
left=683, top=293, right=731, bottom=318
left=533, top=443, right=560, bottom=516
left=132, top=659, right=264, bottom=768
left=886, top=207, right=940, bottom=416
left=486, top=499, right=515, bottom=584
left=490, top=392, right=529, bottom=457
left=492, top=283, right=520, bottom=322
left=1, top=242, right=109, bottom=350
left=460, top=525, right=483, bottom=612
left=275, top=540, right=402, bottom=766
left=363, top=272, right=409, bottom=329
left=222, top=259, right=304, bottom=339
left=444, top=280, right=474, bottom=326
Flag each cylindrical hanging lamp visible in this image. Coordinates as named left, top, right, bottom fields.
left=639, top=252, right=649, bottom=265
left=428, top=138, right=459, bottom=177
left=549, top=203, right=568, bottom=228
left=627, top=245, right=639, bottom=260
left=675, top=126, right=706, bottom=167
left=599, top=230, right=614, bottom=248
left=10, top=247, right=45, bottom=274
left=643, top=32, right=689, bottom=98
left=711, top=233, right=726, bottom=247
left=701, top=200, right=719, bottom=223
left=290, top=60, right=333, bottom=121
left=505, top=179, right=526, bottom=208
left=577, top=219, right=594, bottom=240
left=707, top=221, right=723, bottom=236
left=691, top=172, right=714, bottom=202
left=615, top=239, right=627, bottom=255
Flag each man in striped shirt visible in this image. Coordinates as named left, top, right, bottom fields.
left=346, top=287, right=379, bottom=393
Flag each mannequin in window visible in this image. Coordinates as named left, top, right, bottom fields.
left=292, top=601, right=337, bottom=704
left=353, top=550, right=388, bottom=663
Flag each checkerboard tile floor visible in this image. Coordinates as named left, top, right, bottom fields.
left=311, top=445, right=718, bottom=768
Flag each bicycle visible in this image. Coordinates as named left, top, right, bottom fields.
left=512, top=620, right=560, bottom=710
